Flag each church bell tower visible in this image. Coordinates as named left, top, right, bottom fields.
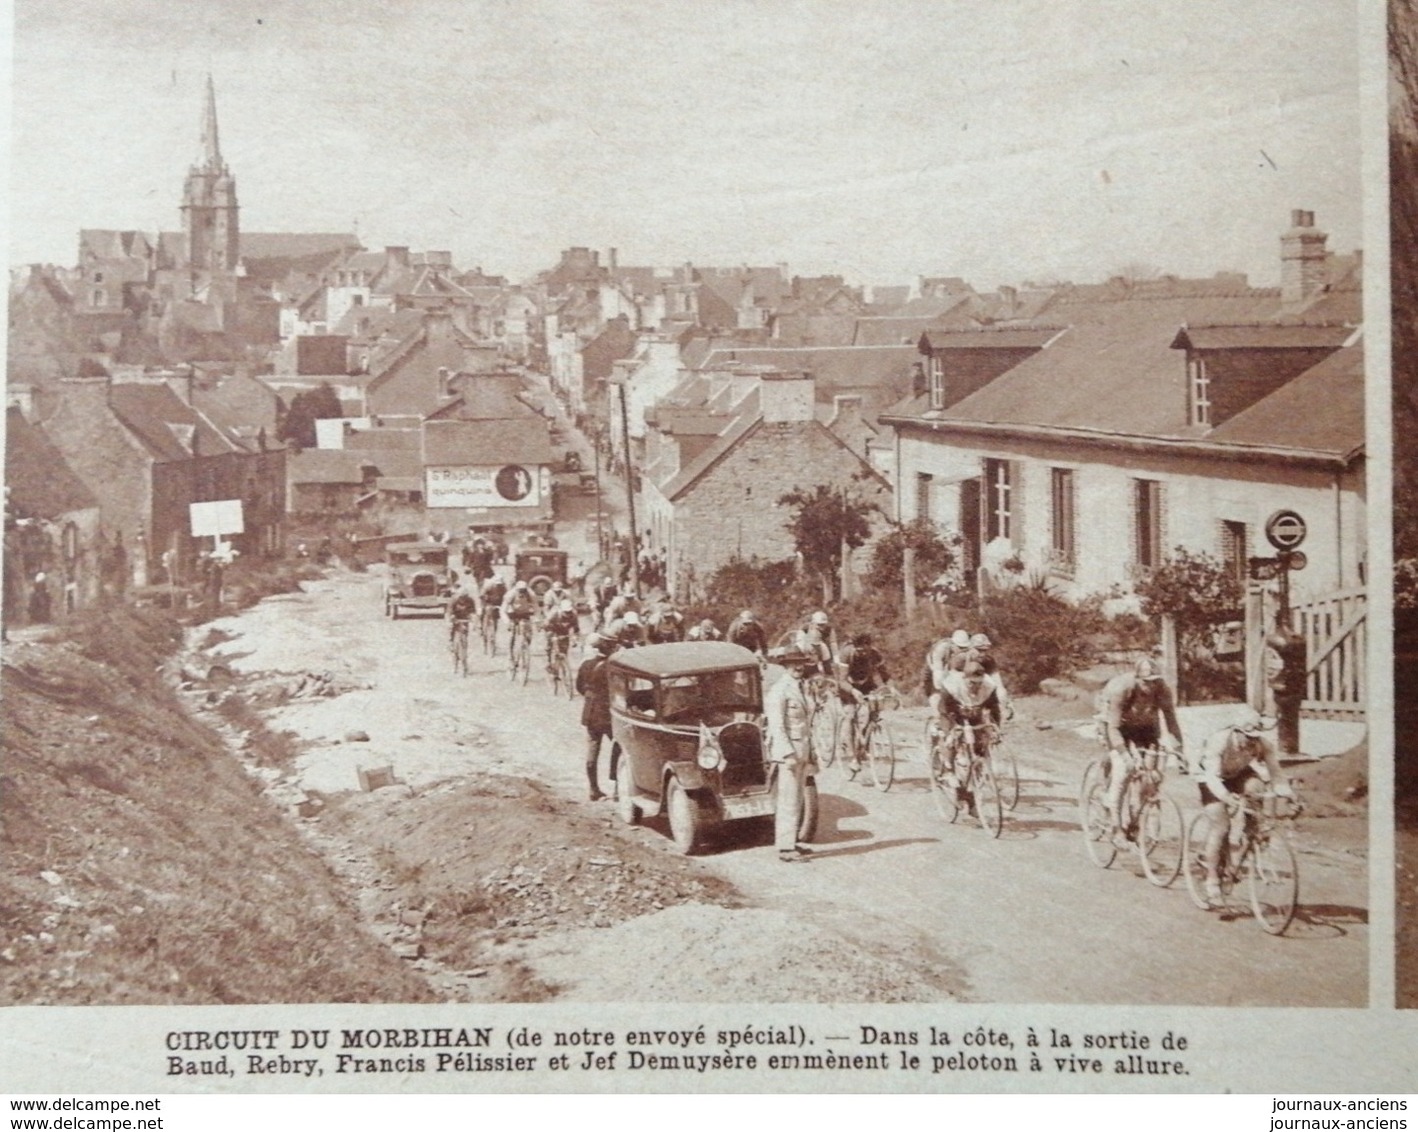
left=181, top=75, right=240, bottom=272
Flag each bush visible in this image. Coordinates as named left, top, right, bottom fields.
left=980, top=583, right=1106, bottom=694
left=696, top=557, right=822, bottom=643
left=866, top=518, right=962, bottom=595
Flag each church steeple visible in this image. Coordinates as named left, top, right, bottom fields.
left=199, top=73, right=223, bottom=171
left=181, top=74, right=239, bottom=273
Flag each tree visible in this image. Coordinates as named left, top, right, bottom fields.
left=277, top=383, right=344, bottom=449
left=866, top=517, right=960, bottom=595
left=778, top=484, right=874, bottom=602
left=1134, top=548, right=1243, bottom=702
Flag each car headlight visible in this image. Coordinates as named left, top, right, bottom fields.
left=697, top=731, right=723, bottom=771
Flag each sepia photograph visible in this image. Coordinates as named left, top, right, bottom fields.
left=0, top=0, right=1400, bottom=1096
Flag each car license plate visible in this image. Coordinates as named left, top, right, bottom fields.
left=722, top=792, right=775, bottom=820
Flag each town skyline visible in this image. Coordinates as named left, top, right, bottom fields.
left=7, top=0, right=1361, bottom=290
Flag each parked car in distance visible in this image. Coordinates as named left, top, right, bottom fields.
left=514, top=547, right=569, bottom=595
left=607, top=641, right=818, bottom=855
left=383, top=541, right=453, bottom=618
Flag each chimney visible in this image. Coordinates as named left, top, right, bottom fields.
left=759, top=369, right=816, bottom=424
left=385, top=245, right=411, bottom=272
left=608, top=247, right=618, bottom=271
left=1280, top=209, right=1328, bottom=304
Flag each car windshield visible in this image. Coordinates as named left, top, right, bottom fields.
left=390, top=549, right=447, bottom=567
left=659, top=668, right=759, bottom=721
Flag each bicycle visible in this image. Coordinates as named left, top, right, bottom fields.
left=546, top=631, right=575, bottom=698
left=1183, top=789, right=1302, bottom=934
left=507, top=616, right=533, bottom=685
left=842, top=686, right=900, bottom=791
left=479, top=606, right=500, bottom=656
left=927, top=719, right=1003, bottom=837
left=449, top=617, right=471, bottom=676
left=1080, top=746, right=1184, bottom=886
left=805, top=671, right=844, bottom=769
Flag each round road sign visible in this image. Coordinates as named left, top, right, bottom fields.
left=1283, top=549, right=1308, bottom=572
left=1264, top=509, right=1307, bottom=552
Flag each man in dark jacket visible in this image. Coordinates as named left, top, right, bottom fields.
left=575, top=632, right=617, bottom=800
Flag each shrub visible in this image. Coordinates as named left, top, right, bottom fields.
left=866, top=518, right=962, bottom=595
left=980, top=582, right=1105, bottom=694
left=1134, top=548, right=1243, bottom=702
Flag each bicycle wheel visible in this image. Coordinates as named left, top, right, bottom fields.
left=973, top=760, right=1004, bottom=838
left=992, top=741, right=1019, bottom=811
left=1136, top=794, right=1184, bottom=887
left=518, top=632, right=531, bottom=686
left=452, top=628, right=468, bottom=676
left=1078, top=758, right=1103, bottom=825
left=559, top=653, right=575, bottom=699
left=809, top=702, right=839, bottom=769
left=867, top=719, right=896, bottom=792
left=1081, top=778, right=1117, bottom=868
left=1182, top=811, right=1217, bottom=910
left=928, top=731, right=961, bottom=823
left=1246, top=830, right=1299, bottom=935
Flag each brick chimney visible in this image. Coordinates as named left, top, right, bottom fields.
left=1281, top=210, right=1328, bottom=304
left=384, top=245, right=411, bottom=273
left=607, top=247, right=618, bottom=271
left=759, top=369, right=815, bottom=424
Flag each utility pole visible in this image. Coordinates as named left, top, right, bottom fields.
left=616, top=379, right=640, bottom=595
left=592, top=431, right=605, bottom=562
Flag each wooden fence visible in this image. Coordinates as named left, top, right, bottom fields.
left=1291, top=586, right=1366, bottom=720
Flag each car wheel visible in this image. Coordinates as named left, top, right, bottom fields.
left=798, top=778, right=820, bottom=844
left=614, top=749, right=639, bottom=826
left=666, top=778, right=707, bottom=855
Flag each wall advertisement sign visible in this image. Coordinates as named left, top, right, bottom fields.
left=425, top=464, right=542, bottom=509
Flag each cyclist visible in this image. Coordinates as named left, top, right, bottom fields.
left=727, top=609, right=767, bottom=655
left=795, top=610, right=837, bottom=679
left=605, top=609, right=646, bottom=648
left=478, top=573, right=507, bottom=639
left=603, top=584, right=642, bottom=628
left=448, top=586, right=477, bottom=646
left=544, top=598, right=580, bottom=675
left=839, top=631, right=891, bottom=775
left=502, top=579, right=540, bottom=655
left=686, top=617, right=721, bottom=642
left=1195, top=709, right=1294, bottom=907
left=936, top=660, right=1003, bottom=799
left=645, top=599, right=685, bottom=643
left=542, top=579, right=571, bottom=616
left=925, top=629, right=972, bottom=706
left=954, top=632, right=1013, bottom=717
left=1096, top=656, right=1184, bottom=845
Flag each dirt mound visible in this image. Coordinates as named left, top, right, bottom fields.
left=315, top=776, right=740, bottom=998
left=0, top=608, right=432, bottom=1004
left=1296, top=738, right=1368, bottom=816
left=520, top=902, right=956, bottom=1002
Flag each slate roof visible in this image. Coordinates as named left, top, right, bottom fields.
left=657, top=412, right=761, bottom=501
left=287, top=448, right=370, bottom=485
left=1205, top=341, right=1365, bottom=459
left=694, top=345, right=917, bottom=392
left=920, top=326, right=1068, bottom=351
left=240, top=233, right=361, bottom=261
left=1170, top=324, right=1354, bottom=351
left=423, top=418, right=556, bottom=466
left=107, top=383, right=245, bottom=461
left=5, top=408, right=99, bottom=518
left=927, top=287, right=1284, bottom=437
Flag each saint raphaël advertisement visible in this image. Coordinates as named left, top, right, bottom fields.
left=1, top=0, right=1412, bottom=1097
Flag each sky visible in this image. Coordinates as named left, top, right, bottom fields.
left=5, top=0, right=1364, bottom=290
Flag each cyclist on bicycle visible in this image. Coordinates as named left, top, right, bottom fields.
left=795, top=610, right=837, bottom=679
left=542, top=579, right=571, bottom=616
left=727, top=609, right=767, bottom=655
left=953, top=633, right=1014, bottom=718
left=1195, top=709, right=1294, bottom=906
left=1096, top=656, right=1183, bottom=845
left=544, top=597, right=579, bottom=667
left=687, top=617, right=721, bottom=642
left=936, top=660, right=1003, bottom=796
left=603, top=584, right=642, bottom=629
left=839, top=631, right=890, bottom=775
left=645, top=598, right=685, bottom=643
left=925, top=629, right=972, bottom=706
left=502, top=579, right=539, bottom=641
left=478, top=574, right=507, bottom=635
left=448, top=587, right=477, bottom=644
left=606, top=609, right=646, bottom=648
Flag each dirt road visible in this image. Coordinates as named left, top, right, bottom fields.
left=208, top=570, right=1368, bottom=1006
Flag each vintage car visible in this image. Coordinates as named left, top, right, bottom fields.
left=607, top=641, right=818, bottom=855
left=514, top=547, right=569, bottom=595
left=383, top=541, right=453, bottom=618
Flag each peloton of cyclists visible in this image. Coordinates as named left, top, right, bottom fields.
left=936, top=659, right=1004, bottom=805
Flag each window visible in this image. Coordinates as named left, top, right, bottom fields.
left=984, top=458, right=1013, bottom=541
left=1050, top=467, right=1076, bottom=567
left=915, top=473, right=934, bottom=522
left=1188, top=354, right=1211, bottom=426
left=928, top=354, right=945, bottom=410
left=1220, top=519, right=1248, bottom=584
left=91, top=289, right=105, bottom=308
left=92, top=271, right=104, bottom=284
left=1134, top=478, right=1164, bottom=569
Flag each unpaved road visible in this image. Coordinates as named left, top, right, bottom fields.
left=208, top=570, right=1368, bottom=1006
